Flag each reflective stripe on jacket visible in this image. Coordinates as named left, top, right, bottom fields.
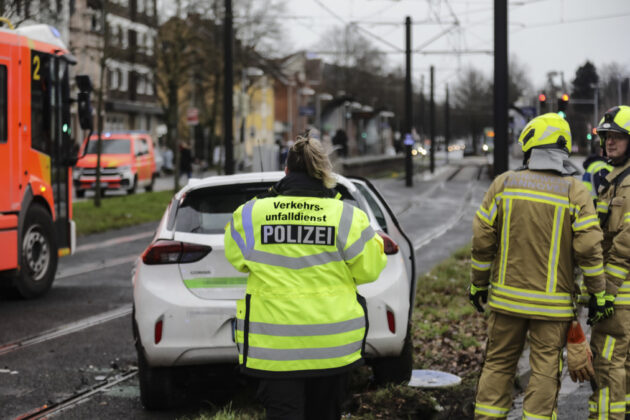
left=582, top=160, right=613, bottom=197
left=599, top=160, right=630, bottom=302
left=225, top=194, right=386, bottom=377
left=472, top=169, right=606, bottom=321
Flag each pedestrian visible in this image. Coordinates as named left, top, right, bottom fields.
left=589, top=105, right=630, bottom=420
left=224, top=134, right=387, bottom=420
left=179, top=140, right=192, bottom=179
left=469, top=113, right=608, bottom=420
left=332, top=129, right=348, bottom=158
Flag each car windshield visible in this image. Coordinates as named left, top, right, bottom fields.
left=85, top=139, right=131, bottom=154
left=174, top=182, right=359, bottom=234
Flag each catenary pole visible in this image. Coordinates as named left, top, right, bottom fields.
left=493, top=0, right=508, bottom=176
left=430, top=65, right=435, bottom=174
left=404, top=16, right=413, bottom=187
left=445, top=84, right=450, bottom=165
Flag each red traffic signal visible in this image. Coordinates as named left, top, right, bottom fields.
left=538, top=93, right=547, bottom=102
left=592, top=127, right=597, bottom=135
left=561, top=93, right=569, bottom=102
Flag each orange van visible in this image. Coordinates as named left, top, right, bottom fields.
left=74, top=131, right=158, bottom=197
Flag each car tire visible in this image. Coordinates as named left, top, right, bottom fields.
left=13, top=204, right=58, bottom=299
left=137, top=346, right=183, bottom=410
left=371, top=327, right=413, bottom=386
left=76, top=189, right=85, bottom=198
left=127, top=176, right=137, bottom=195
left=145, top=174, right=156, bottom=192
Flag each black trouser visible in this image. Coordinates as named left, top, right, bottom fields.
left=256, top=373, right=349, bottom=420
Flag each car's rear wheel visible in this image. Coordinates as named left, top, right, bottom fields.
left=371, top=326, right=413, bottom=386
left=137, top=346, right=183, bottom=410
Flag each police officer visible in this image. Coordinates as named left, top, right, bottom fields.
left=469, top=113, right=608, bottom=420
left=224, top=135, right=387, bottom=420
left=589, top=105, right=630, bottom=419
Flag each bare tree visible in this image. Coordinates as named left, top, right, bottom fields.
left=452, top=67, right=492, bottom=154
left=599, top=62, right=630, bottom=112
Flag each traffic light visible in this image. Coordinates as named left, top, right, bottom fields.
left=538, top=92, right=547, bottom=114
left=558, top=93, right=569, bottom=118
left=587, top=127, right=597, bottom=141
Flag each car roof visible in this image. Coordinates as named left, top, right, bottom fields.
left=174, top=172, right=356, bottom=200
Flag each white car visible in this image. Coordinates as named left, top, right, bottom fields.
left=132, top=172, right=417, bottom=409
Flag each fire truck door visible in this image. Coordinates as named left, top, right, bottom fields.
left=0, top=55, right=13, bottom=213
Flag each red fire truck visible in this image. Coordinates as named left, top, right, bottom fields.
left=0, top=22, right=92, bottom=298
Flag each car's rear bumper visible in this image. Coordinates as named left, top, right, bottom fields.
left=133, top=261, right=239, bottom=367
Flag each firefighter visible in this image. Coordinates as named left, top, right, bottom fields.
left=224, top=135, right=387, bottom=420
left=582, top=154, right=612, bottom=199
left=589, top=105, right=630, bottom=420
left=470, top=113, right=608, bottom=420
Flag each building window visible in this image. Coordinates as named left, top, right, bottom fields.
left=137, top=0, right=144, bottom=14
left=109, top=67, right=119, bottom=90
left=137, top=75, right=145, bottom=95
left=120, top=70, right=128, bottom=92
left=146, top=75, right=154, bottom=95
left=0, top=65, right=6, bottom=143
left=146, top=0, right=153, bottom=16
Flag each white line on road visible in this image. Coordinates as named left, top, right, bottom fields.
left=0, top=305, right=133, bottom=357
left=413, top=182, right=476, bottom=251
left=56, top=255, right=139, bottom=279
left=75, top=231, right=154, bottom=253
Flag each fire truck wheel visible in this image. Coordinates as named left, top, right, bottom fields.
left=15, top=204, right=58, bottom=299
left=128, top=176, right=137, bottom=195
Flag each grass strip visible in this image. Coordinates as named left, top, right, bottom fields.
left=73, top=190, right=173, bottom=236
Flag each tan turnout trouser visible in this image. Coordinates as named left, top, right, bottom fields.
left=474, top=311, right=570, bottom=420
left=590, top=308, right=630, bottom=419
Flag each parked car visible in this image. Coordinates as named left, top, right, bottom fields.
left=73, top=131, right=158, bottom=197
left=132, top=172, right=417, bottom=409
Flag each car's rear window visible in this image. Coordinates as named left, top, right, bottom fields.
left=173, top=182, right=358, bottom=234
left=85, top=138, right=131, bottom=154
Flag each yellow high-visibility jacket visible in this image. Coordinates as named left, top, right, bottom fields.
left=225, top=188, right=386, bottom=377
left=472, top=169, right=606, bottom=320
left=598, top=160, right=630, bottom=306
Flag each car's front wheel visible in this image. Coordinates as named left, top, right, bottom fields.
left=371, top=327, right=413, bottom=386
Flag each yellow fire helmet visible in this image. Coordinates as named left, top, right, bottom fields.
left=518, top=112, right=572, bottom=153
left=597, top=105, right=630, bottom=147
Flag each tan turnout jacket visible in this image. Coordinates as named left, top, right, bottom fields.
left=598, top=160, right=630, bottom=305
left=472, top=169, right=606, bottom=320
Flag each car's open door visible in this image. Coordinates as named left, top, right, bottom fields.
left=348, top=177, right=417, bottom=314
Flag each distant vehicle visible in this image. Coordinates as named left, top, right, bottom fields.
left=0, top=23, right=92, bottom=298
left=132, top=172, right=417, bottom=409
left=74, top=131, right=158, bottom=197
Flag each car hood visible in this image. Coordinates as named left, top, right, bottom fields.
left=76, top=154, right=133, bottom=168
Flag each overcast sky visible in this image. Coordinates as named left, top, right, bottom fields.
left=281, top=0, right=630, bottom=98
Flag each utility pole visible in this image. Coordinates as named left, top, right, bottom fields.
left=404, top=16, right=413, bottom=187
left=223, top=0, right=234, bottom=175
left=493, top=0, right=509, bottom=176
left=94, top=0, right=108, bottom=207
left=445, top=84, right=450, bottom=165
left=430, top=65, right=435, bottom=174
left=419, top=74, right=425, bottom=140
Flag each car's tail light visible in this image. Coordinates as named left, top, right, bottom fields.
left=142, top=240, right=212, bottom=265
left=155, top=319, right=163, bottom=344
left=386, top=309, right=396, bottom=334
left=377, top=231, right=399, bottom=255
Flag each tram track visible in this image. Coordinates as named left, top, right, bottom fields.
left=14, top=369, right=138, bottom=419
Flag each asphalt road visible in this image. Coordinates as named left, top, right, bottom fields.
left=0, top=155, right=495, bottom=419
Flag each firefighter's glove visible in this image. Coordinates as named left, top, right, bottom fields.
left=468, top=284, right=488, bottom=313
left=587, top=291, right=607, bottom=325
left=567, top=321, right=595, bottom=383
left=604, top=294, right=615, bottom=319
